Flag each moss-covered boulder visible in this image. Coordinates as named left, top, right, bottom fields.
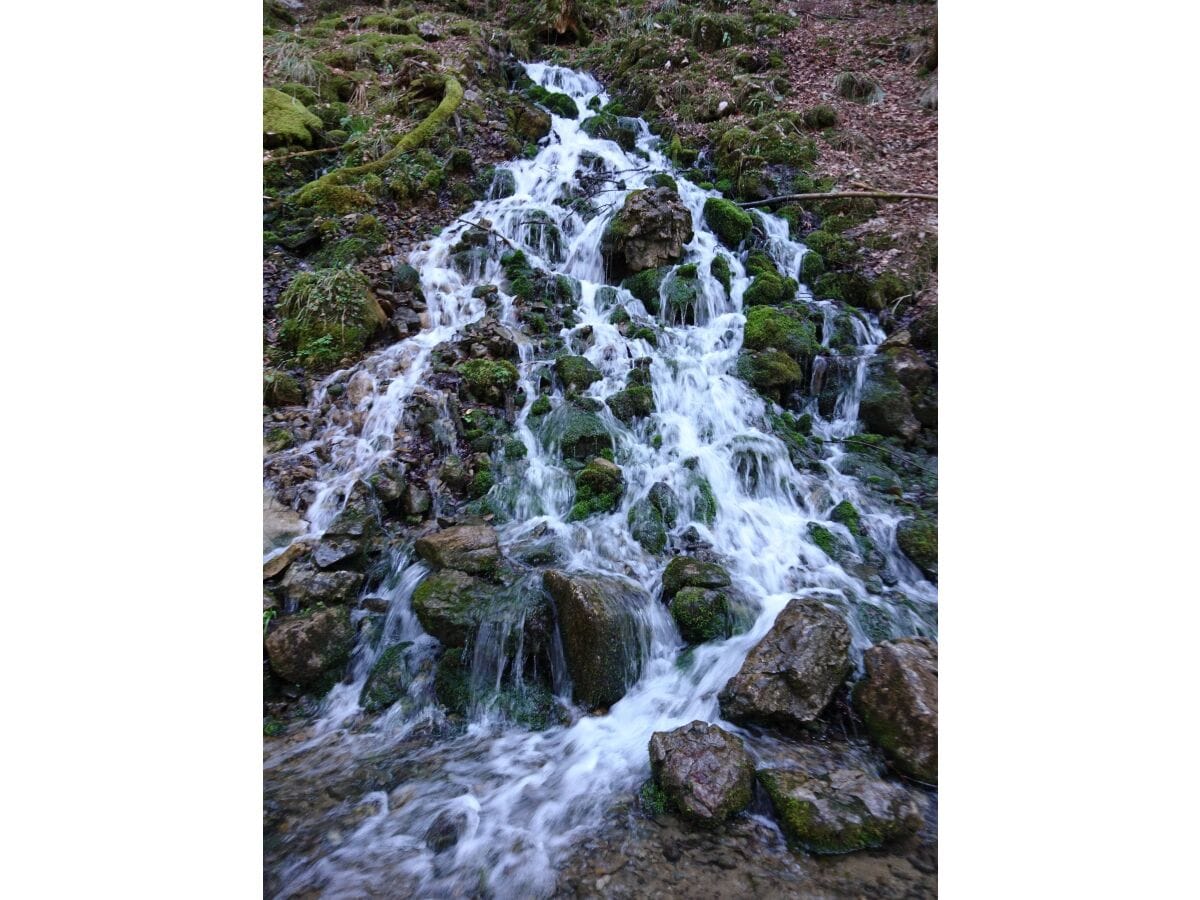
left=263, top=87, right=323, bottom=147
left=736, top=349, right=804, bottom=401
left=896, top=517, right=937, bottom=581
left=855, top=637, right=938, bottom=783
left=411, top=569, right=495, bottom=647
left=743, top=270, right=799, bottom=307
left=414, top=525, right=500, bottom=576
left=277, top=267, right=387, bottom=371
left=607, top=384, right=654, bottom=423
left=628, top=482, right=678, bottom=554
left=263, top=369, right=304, bottom=407
left=743, top=307, right=820, bottom=362
left=833, top=71, right=884, bottom=104
left=703, top=198, right=754, bottom=249
left=621, top=267, right=669, bottom=313
left=434, top=647, right=561, bottom=729
left=670, top=587, right=733, bottom=644
left=567, top=457, right=625, bottom=521
left=859, top=355, right=921, bottom=443
left=265, top=606, right=354, bottom=686
left=539, top=402, right=613, bottom=462
left=758, top=748, right=921, bottom=853
left=718, top=598, right=851, bottom=729
left=511, top=100, right=552, bottom=142
left=580, top=112, right=638, bottom=151
left=711, top=254, right=732, bottom=296
left=661, top=556, right=731, bottom=601
left=456, top=359, right=520, bottom=405
left=543, top=569, right=650, bottom=708
left=555, top=354, right=602, bottom=394
left=649, top=721, right=754, bottom=827
left=601, top=188, right=694, bottom=282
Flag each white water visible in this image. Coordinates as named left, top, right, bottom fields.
left=265, top=63, right=936, bottom=898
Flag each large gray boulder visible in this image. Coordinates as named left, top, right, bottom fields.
left=543, top=570, right=650, bottom=709
left=718, top=598, right=851, bottom=728
left=757, top=744, right=922, bottom=853
left=415, top=525, right=500, bottom=576
left=265, top=606, right=354, bottom=685
left=649, top=721, right=755, bottom=827
left=854, top=637, right=938, bottom=783
left=600, top=187, right=694, bottom=282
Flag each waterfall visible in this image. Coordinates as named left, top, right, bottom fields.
left=265, top=62, right=937, bottom=899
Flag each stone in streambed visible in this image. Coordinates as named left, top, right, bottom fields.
left=854, top=637, right=938, bottom=783
left=265, top=606, right=354, bottom=685
left=648, top=721, right=754, bottom=827
left=415, top=524, right=500, bottom=576
left=281, top=562, right=365, bottom=607
left=718, top=598, right=851, bottom=729
left=600, top=187, right=694, bottom=282
left=661, top=556, right=731, bottom=601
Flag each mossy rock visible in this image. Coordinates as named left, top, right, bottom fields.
left=736, top=349, right=803, bottom=401
left=539, top=402, right=613, bottom=462
left=813, top=272, right=873, bottom=309
left=263, top=369, right=304, bottom=407
left=833, top=71, right=884, bottom=104
left=555, top=354, right=602, bottom=395
left=524, top=83, right=578, bottom=118
left=607, top=385, right=654, bottom=423
left=896, top=517, right=937, bottom=581
left=277, top=267, right=387, bottom=371
left=358, top=643, right=413, bottom=713
left=743, top=307, right=820, bottom=362
left=567, top=457, right=625, bottom=521
left=711, top=254, right=732, bottom=296
left=263, top=87, right=323, bottom=148
left=703, top=198, right=754, bottom=249
left=799, top=250, right=825, bottom=284
left=629, top=482, right=678, bottom=554
left=661, top=556, right=731, bottom=602
left=621, top=267, right=669, bottom=314
left=803, top=230, right=857, bottom=269
left=830, top=500, right=864, bottom=536
left=580, top=112, right=638, bottom=151
left=802, top=104, right=838, bottom=129
left=456, top=359, right=520, bottom=405
left=670, top=587, right=733, bottom=644
left=692, top=14, right=751, bottom=51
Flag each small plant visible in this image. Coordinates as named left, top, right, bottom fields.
left=263, top=609, right=277, bottom=636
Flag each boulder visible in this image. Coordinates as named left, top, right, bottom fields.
left=718, top=598, right=851, bottom=728
left=896, top=517, right=937, bottom=581
left=670, top=587, right=733, bottom=645
left=281, top=562, right=365, bottom=607
left=859, top=354, right=921, bottom=443
left=649, top=721, right=755, bottom=827
left=265, top=606, right=354, bottom=685
left=415, top=525, right=500, bottom=576
left=358, top=643, right=412, bottom=713
left=757, top=745, right=922, bottom=853
left=543, top=570, right=650, bottom=708
left=661, top=556, right=731, bottom=601
left=539, top=402, right=613, bottom=462
left=411, top=569, right=494, bottom=647
left=629, top=481, right=678, bottom=554
left=567, top=457, right=625, bottom=521
left=854, top=637, right=938, bottom=783
left=555, top=354, right=602, bottom=394
left=601, top=188, right=694, bottom=282
left=264, top=494, right=307, bottom=554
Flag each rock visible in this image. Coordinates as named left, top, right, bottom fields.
left=859, top=355, right=921, bottom=443
left=425, top=809, right=468, bottom=854
left=702, top=198, right=754, bottom=250
left=896, top=517, right=937, bottom=581
left=490, top=169, right=517, bottom=199
left=600, top=188, right=694, bottom=282
left=539, top=402, right=613, bottom=462
left=757, top=747, right=921, bottom=853
left=459, top=316, right=519, bottom=361
left=580, top=112, right=638, bottom=151
left=629, top=482, right=678, bottom=554
left=359, top=643, right=412, bottom=713
left=661, top=556, right=731, bottom=601
left=543, top=570, right=650, bottom=708
left=402, top=483, right=433, bottom=518
left=513, top=101, right=551, bottom=142
left=670, top=587, right=733, bottom=645
left=567, top=457, right=625, bottom=521
left=415, top=525, right=500, bottom=576
left=736, top=349, right=804, bottom=402
left=718, top=598, right=851, bottom=728
left=263, top=87, right=322, bottom=148
left=263, top=541, right=308, bottom=580
left=649, top=721, right=754, bottom=827
left=264, top=494, right=307, bottom=554
left=555, top=354, right=602, bottom=394
left=411, top=569, right=494, bottom=647
left=855, top=638, right=938, bottom=782
left=265, top=606, right=354, bottom=685
left=281, top=563, right=365, bottom=607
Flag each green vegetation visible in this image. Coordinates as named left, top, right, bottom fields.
left=277, top=266, right=385, bottom=370
left=456, top=359, right=520, bottom=404
left=567, top=458, right=625, bottom=521
left=263, top=87, right=323, bottom=147
left=703, top=198, right=754, bottom=248
left=743, top=307, right=820, bottom=361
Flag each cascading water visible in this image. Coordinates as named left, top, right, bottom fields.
left=265, top=62, right=937, bottom=898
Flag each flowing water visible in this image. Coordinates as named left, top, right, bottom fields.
left=264, top=63, right=937, bottom=898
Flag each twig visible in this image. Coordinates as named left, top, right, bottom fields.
left=264, top=146, right=341, bottom=163
left=738, top=191, right=937, bottom=208
left=455, top=217, right=518, bottom=249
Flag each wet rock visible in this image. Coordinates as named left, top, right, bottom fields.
left=543, top=570, right=650, bottom=708
left=896, top=516, right=937, bottom=581
left=459, top=316, right=518, bottom=361
left=600, top=187, right=694, bottom=282
left=264, top=494, right=306, bottom=555
left=415, top=525, right=500, bottom=576
left=540, top=402, right=613, bottom=462
left=425, top=808, right=468, bottom=854
left=263, top=541, right=308, bottom=580
left=411, top=569, right=494, bottom=647
left=512, top=101, right=551, bottom=142
left=629, top=481, right=678, bottom=554
left=855, top=637, right=938, bottom=783
left=649, top=721, right=754, bottom=827
left=265, top=606, right=354, bottom=685
left=670, top=587, right=733, bottom=645
left=579, top=112, right=639, bottom=151
left=402, top=483, right=433, bottom=518
left=757, top=747, right=921, bottom=853
left=312, top=537, right=363, bottom=570
left=661, top=556, right=731, bottom=601
left=358, top=643, right=412, bottom=713
left=281, top=562, right=365, bottom=607
left=859, top=354, right=921, bottom=443
left=718, top=598, right=851, bottom=728
left=555, top=354, right=601, bottom=394
left=567, top=457, right=624, bottom=521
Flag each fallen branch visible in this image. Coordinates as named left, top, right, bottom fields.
left=294, top=74, right=463, bottom=205
left=455, top=217, right=518, bottom=250
left=264, top=146, right=341, bottom=163
left=738, top=190, right=937, bottom=208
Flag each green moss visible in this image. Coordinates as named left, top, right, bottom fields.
left=529, top=394, right=552, bottom=417
left=691, top=476, right=718, bottom=526
left=621, top=267, right=669, bottom=313
left=263, top=369, right=303, bottom=407
left=830, top=501, right=863, bottom=535
left=524, top=83, right=578, bottom=119
left=896, top=517, right=937, bottom=579
left=263, top=718, right=285, bottom=737
left=555, top=355, right=602, bottom=394
left=803, top=230, right=857, bottom=269
left=813, top=272, right=873, bottom=308
left=743, top=272, right=798, bottom=307
left=580, top=112, right=637, bottom=151
left=456, top=359, right=520, bottom=404
left=647, top=173, right=678, bottom=191
left=277, top=266, right=384, bottom=371
left=608, top=385, right=654, bottom=423
left=743, top=307, right=819, bottom=361
left=542, top=402, right=613, bottom=462
left=265, top=428, right=294, bottom=452
left=670, top=586, right=731, bottom=644
left=263, top=87, right=323, bottom=147
left=802, top=104, right=838, bottom=129
left=293, top=181, right=372, bottom=215
left=703, top=198, right=754, bottom=249
left=736, top=349, right=803, bottom=399
left=640, top=779, right=670, bottom=816
left=833, top=71, right=883, bottom=104
left=567, top=458, right=625, bottom=521
left=711, top=254, right=732, bottom=295
left=807, top=523, right=841, bottom=558
left=358, top=643, right=412, bottom=713
left=870, top=272, right=910, bottom=309
left=799, top=251, right=825, bottom=283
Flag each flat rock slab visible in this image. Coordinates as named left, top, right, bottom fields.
left=415, top=524, right=500, bottom=576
